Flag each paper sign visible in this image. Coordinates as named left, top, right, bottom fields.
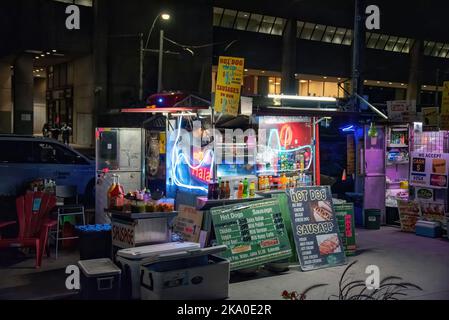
left=410, top=152, right=449, bottom=189
left=173, top=205, right=203, bottom=242
left=397, top=200, right=421, bottom=232
left=420, top=201, right=446, bottom=224
left=387, top=100, right=416, bottom=122
left=214, top=56, right=245, bottom=116
left=422, top=107, right=439, bottom=131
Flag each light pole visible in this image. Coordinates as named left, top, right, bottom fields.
left=140, top=12, right=170, bottom=99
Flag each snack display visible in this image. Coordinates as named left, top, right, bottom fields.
left=432, top=159, right=446, bottom=174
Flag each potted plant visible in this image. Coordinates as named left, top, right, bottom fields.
left=368, top=122, right=378, bottom=145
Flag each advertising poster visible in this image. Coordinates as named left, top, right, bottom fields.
left=286, top=186, right=346, bottom=271
left=387, top=100, right=416, bottom=122
left=420, top=202, right=446, bottom=225
left=397, top=200, right=422, bottom=233
left=173, top=205, right=204, bottom=242
left=334, top=203, right=356, bottom=256
left=410, top=152, right=449, bottom=189
left=422, top=107, right=439, bottom=131
left=415, top=187, right=434, bottom=202
left=211, top=199, right=292, bottom=271
left=214, top=56, right=244, bottom=117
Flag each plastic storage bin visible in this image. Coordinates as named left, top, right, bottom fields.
left=76, top=224, right=112, bottom=260
left=78, top=258, right=121, bottom=300
left=115, top=242, right=200, bottom=300
left=364, top=209, right=381, bottom=229
left=415, top=220, right=442, bottom=238
left=140, top=245, right=229, bottom=300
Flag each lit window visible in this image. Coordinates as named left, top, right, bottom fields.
left=247, top=13, right=263, bottom=32
left=367, top=33, right=380, bottom=48
left=220, top=9, right=237, bottom=28
left=384, top=36, right=398, bottom=51
left=439, top=43, right=449, bottom=58
left=342, top=29, right=352, bottom=45
left=375, top=34, right=389, bottom=50
left=424, top=41, right=435, bottom=55
left=300, top=22, right=316, bottom=40
left=402, top=39, right=414, bottom=53
left=332, top=28, right=346, bottom=44
left=235, top=11, right=250, bottom=30
left=297, top=21, right=305, bottom=37
left=431, top=42, right=444, bottom=57
left=268, top=77, right=282, bottom=94
left=271, top=17, right=286, bottom=35
left=259, top=16, right=276, bottom=34
left=213, top=7, right=224, bottom=26
left=322, top=26, right=336, bottom=43
left=393, top=37, right=407, bottom=52
left=311, top=24, right=326, bottom=41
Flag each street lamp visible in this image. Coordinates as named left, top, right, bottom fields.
left=140, top=12, right=171, bottom=99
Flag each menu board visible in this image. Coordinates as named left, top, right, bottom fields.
left=410, top=152, right=449, bottom=189
left=173, top=205, right=203, bottom=242
left=397, top=200, right=421, bottom=232
left=214, top=56, right=244, bottom=117
left=334, top=203, right=356, bottom=256
left=286, top=186, right=346, bottom=271
left=211, top=198, right=292, bottom=271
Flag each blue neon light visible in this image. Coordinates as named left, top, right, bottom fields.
left=340, top=125, right=355, bottom=132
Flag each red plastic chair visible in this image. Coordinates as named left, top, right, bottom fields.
left=0, top=191, right=57, bottom=268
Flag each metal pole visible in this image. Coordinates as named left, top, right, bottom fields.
left=158, top=29, right=164, bottom=93
left=139, top=33, right=144, bottom=101
left=435, top=68, right=440, bottom=108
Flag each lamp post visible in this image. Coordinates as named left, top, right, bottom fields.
left=140, top=12, right=170, bottom=99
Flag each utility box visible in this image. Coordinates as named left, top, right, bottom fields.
left=78, top=258, right=121, bottom=300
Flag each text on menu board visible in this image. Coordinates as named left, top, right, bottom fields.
left=211, top=199, right=292, bottom=271
left=287, top=186, right=346, bottom=271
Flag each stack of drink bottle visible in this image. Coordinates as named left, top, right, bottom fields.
left=207, top=177, right=256, bottom=200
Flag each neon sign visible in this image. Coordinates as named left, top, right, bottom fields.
left=190, top=167, right=211, bottom=182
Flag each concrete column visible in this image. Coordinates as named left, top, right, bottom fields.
left=406, top=39, right=423, bottom=104
left=257, top=76, right=269, bottom=96
left=93, top=0, right=109, bottom=127
left=281, top=19, right=297, bottom=95
left=351, top=0, right=365, bottom=110
left=13, top=54, right=34, bottom=134
left=0, top=63, right=12, bottom=133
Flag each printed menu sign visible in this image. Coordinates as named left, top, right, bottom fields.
left=211, top=199, right=292, bottom=271
left=410, top=152, right=449, bottom=189
left=214, top=56, right=244, bottom=117
left=334, top=203, right=356, bottom=256
left=173, top=205, right=203, bottom=242
left=397, top=200, right=421, bottom=233
left=286, top=186, right=346, bottom=271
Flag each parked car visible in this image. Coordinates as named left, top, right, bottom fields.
left=0, top=135, right=95, bottom=205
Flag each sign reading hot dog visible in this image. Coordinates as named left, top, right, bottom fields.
left=410, top=152, right=449, bottom=189
left=286, top=186, right=346, bottom=271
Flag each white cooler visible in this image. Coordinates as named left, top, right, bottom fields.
left=116, top=242, right=200, bottom=300
left=140, top=245, right=229, bottom=300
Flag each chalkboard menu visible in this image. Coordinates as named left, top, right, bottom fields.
left=286, top=186, right=346, bottom=271
left=211, top=198, right=292, bottom=271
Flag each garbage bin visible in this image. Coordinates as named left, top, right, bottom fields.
left=76, top=224, right=112, bottom=260
left=364, top=209, right=381, bottom=229
left=78, top=258, right=121, bottom=300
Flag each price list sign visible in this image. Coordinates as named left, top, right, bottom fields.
left=211, top=199, right=292, bottom=271
left=286, top=186, right=346, bottom=271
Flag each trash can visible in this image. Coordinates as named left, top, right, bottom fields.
left=364, top=209, right=381, bottom=229
left=78, top=258, right=121, bottom=300
left=76, top=224, right=112, bottom=260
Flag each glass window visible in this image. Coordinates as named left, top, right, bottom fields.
left=268, top=77, right=281, bottom=94
left=259, top=15, right=275, bottom=34
left=35, top=143, right=86, bottom=165
left=310, top=24, right=326, bottom=41
left=271, top=17, right=286, bottom=35
left=234, top=11, right=250, bottom=30
left=367, top=32, right=380, bottom=48
left=431, top=42, right=444, bottom=57
left=297, top=21, right=305, bottom=37
left=393, top=37, right=407, bottom=52
left=375, top=34, right=389, bottom=50
left=439, top=43, right=449, bottom=58
left=332, top=28, right=347, bottom=44
left=300, top=22, right=316, bottom=40
left=384, top=36, right=398, bottom=51
left=308, top=80, right=324, bottom=96
left=220, top=9, right=237, bottom=28
left=324, top=82, right=338, bottom=97
left=0, top=141, right=34, bottom=163
left=246, top=13, right=263, bottom=32
left=424, top=41, right=435, bottom=55
left=322, top=26, right=336, bottom=43
left=402, top=39, right=414, bottom=53
left=213, top=7, right=224, bottom=26
left=342, top=29, right=352, bottom=45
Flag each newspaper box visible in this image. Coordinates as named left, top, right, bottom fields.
left=116, top=242, right=200, bottom=299
left=140, top=245, right=229, bottom=300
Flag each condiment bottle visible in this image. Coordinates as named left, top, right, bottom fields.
left=237, top=181, right=244, bottom=199
left=249, top=181, right=256, bottom=197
